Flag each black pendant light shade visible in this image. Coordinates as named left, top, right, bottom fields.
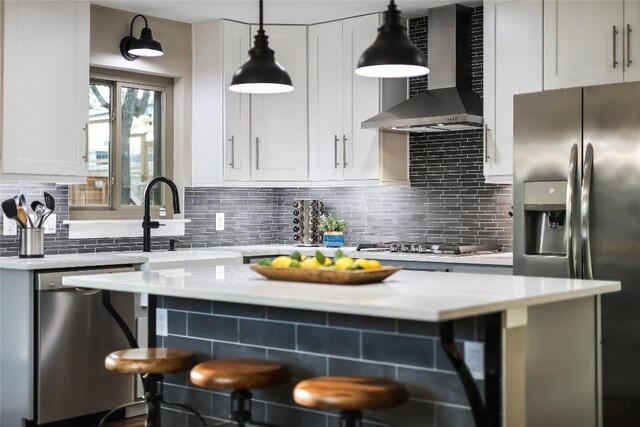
left=356, top=0, right=429, bottom=78
left=120, top=14, right=164, bottom=61
left=229, top=0, right=294, bottom=94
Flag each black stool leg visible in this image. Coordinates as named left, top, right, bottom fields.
left=339, top=410, right=363, bottom=427
left=145, top=373, right=164, bottom=427
left=230, top=389, right=253, bottom=427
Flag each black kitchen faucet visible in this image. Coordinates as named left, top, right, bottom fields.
left=142, top=176, right=181, bottom=252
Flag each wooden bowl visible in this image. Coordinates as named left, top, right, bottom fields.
left=250, top=265, right=401, bottom=285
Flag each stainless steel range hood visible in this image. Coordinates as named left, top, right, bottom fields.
left=362, top=4, right=483, bottom=133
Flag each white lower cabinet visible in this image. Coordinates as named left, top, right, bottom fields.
left=2, top=1, right=89, bottom=182
left=308, top=14, right=409, bottom=184
left=250, top=25, right=308, bottom=182
left=483, top=0, right=543, bottom=183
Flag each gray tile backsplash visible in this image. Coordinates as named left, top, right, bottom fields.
left=1, top=6, right=513, bottom=258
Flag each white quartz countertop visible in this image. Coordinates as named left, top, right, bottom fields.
left=0, top=253, right=149, bottom=270
left=63, top=265, right=618, bottom=322
left=205, top=245, right=514, bottom=266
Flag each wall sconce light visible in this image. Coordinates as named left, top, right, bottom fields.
left=120, top=14, right=164, bottom=61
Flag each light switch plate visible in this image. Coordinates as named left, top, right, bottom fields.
left=464, top=341, right=485, bottom=380
left=3, top=218, right=17, bottom=236
left=43, top=214, right=56, bottom=234
left=156, top=308, right=168, bottom=337
left=216, top=212, right=225, bottom=231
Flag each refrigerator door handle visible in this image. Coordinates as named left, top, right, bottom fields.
left=566, top=144, right=579, bottom=278
left=581, top=143, right=594, bottom=280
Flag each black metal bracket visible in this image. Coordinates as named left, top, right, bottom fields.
left=101, top=290, right=139, bottom=349
left=439, top=320, right=490, bottom=427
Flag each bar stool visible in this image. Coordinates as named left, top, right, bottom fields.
left=293, top=376, right=408, bottom=427
left=98, top=348, right=206, bottom=427
left=190, top=359, right=291, bottom=426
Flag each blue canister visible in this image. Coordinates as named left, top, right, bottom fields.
left=322, top=232, right=344, bottom=248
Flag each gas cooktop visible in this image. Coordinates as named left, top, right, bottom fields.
left=355, top=241, right=502, bottom=255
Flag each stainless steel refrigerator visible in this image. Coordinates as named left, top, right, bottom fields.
left=513, top=82, right=640, bottom=426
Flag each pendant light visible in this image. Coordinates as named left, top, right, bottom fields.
left=355, top=0, right=429, bottom=78
left=229, top=0, right=294, bottom=94
left=120, top=14, right=164, bottom=61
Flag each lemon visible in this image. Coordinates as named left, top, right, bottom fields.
left=290, top=260, right=301, bottom=268
left=335, top=256, right=354, bottom=270
left=366, top=259, right=382, bottom=270
left=324, top=257, right=333, bottom=266
left=272, top=256, right=292, bottom=269
left=354, top=258, right=369, bottom=269
left=301, top=255, right=307, bottom=261
left=301, top=258, right=320, bottom=269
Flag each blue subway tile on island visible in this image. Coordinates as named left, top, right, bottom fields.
left=362, top=332, right=434, bottom=368
left=239, top=319, right=296, bottom=349
left=328, top=358, right=396, bottom=379
left=168, top=311, right=186, bottom=335
left=212, top=301, right=266, bottom=319
left=397, top=320, right=440, bottom=337
left=162, top=296, right=211, bottom=314
left=213, top=341, right=267, bottom=360
left=328, top=313, right=396, bottom=332
left=435, top=405, right=474, bottom=427
left=267, top=306, right=327, bottom=325
left=398, top=367, right=484, bottom=407
left=163, top=384, right=212, bottom=419
left=297, top=325, right=360, bottom=358
left=188, top=313, right=238, bottom=342
left=164, top=335, right=213, bottom=361
left=267, top=349, right=328, bottom=378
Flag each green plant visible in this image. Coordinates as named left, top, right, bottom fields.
left=318, top=214, right=347, bottom=233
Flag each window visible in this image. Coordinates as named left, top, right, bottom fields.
left=70, top=70, right=173, bottom=219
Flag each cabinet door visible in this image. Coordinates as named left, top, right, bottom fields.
left=544, top=0, right=624, bottom=90
left=2, top=1, right=89, bottom=178
left=342, top=14, right=381, bottom=181
left=250, top=25, right=308, bottom=181
left=308, top=21, right=344, bottom=181
left=223, top=21, right=251, bottom=181
left=625, top=0, right=640, bottom=82
left=484, top=0, right=543, bottom=180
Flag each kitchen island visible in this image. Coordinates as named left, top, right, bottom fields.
left=64, top=266, right=618, bottom=427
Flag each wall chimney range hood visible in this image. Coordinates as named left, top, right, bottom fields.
left=362, top=4, right=483, bottom=133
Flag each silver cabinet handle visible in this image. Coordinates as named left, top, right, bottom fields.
left=484, top=124, right=491, bottom=162
left=613, top=25, right=619, bottom=68
left=82, top=123, right=89, bottom=162
left=342, top=135, right=348, bottom=168
left=256, top=137, right=260, bottom=170
left=627, top=24, right=633, bottom=68
left=228, top=135, right=235, bottom=168
left=581, top=143, right=594, bottom=280
left=566, top=144, right=578, bottom=279
left=334, top=135, right=340, bottom=168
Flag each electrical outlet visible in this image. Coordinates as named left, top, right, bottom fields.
left=3, top=218, right=17, bottom=236
left=43, top=214, right=56, bottom=234
left=156, top=308, right=168, bottom=337
left=464, top=341, right=485, bottom=380
left=216, top=212, right=225, bottom=231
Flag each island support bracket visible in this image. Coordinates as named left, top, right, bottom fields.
left=439, top=313, right=501, bottom=427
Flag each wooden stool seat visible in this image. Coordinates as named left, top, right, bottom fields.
left=105, top=348, right=195, bottom=374
left=294, top=376, right=408, bottom=411
left=190, top=359, right=290, bottom=390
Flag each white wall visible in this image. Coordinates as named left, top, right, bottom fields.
left=89, top=5, right=193, bottom=192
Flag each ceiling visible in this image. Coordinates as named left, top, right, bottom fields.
left=91, top=0, right=480, bottom=25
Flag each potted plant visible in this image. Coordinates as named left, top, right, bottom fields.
left=319, top=214, right=347, bottom=248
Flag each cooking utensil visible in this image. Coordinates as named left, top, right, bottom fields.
left=31, top=201, right=45, bottom=228
left=19, top=194, right=34, bottom=227
left=2, top=198, right=20, bottom=228
left=16, top=206, right=29, bottom=228
left=13, top=195, right=20, bottom=206
left=41, top=192, right=55, bottom=225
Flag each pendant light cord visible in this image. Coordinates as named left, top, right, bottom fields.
left=259, top=0, right=264, bottom=32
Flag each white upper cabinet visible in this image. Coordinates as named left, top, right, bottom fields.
left=250, top=25, right=308, bottom=181
left=2, top=1, right=89, bottom=181
left=484, top=0, right=543, bottom=182
left=308, top=21, right=344, bottom=181
left=625, top=0, right=640, bottom=82
left=308, top=14, right=409, bottom=184
left=223, top=21, right=251, bottom=181
left=192, top=20, right=251, bottom=186
left=544, top=0, right=625, bottom=90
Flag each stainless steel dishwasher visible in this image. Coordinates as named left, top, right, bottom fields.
left=35, top=267, right=136, bottom=424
